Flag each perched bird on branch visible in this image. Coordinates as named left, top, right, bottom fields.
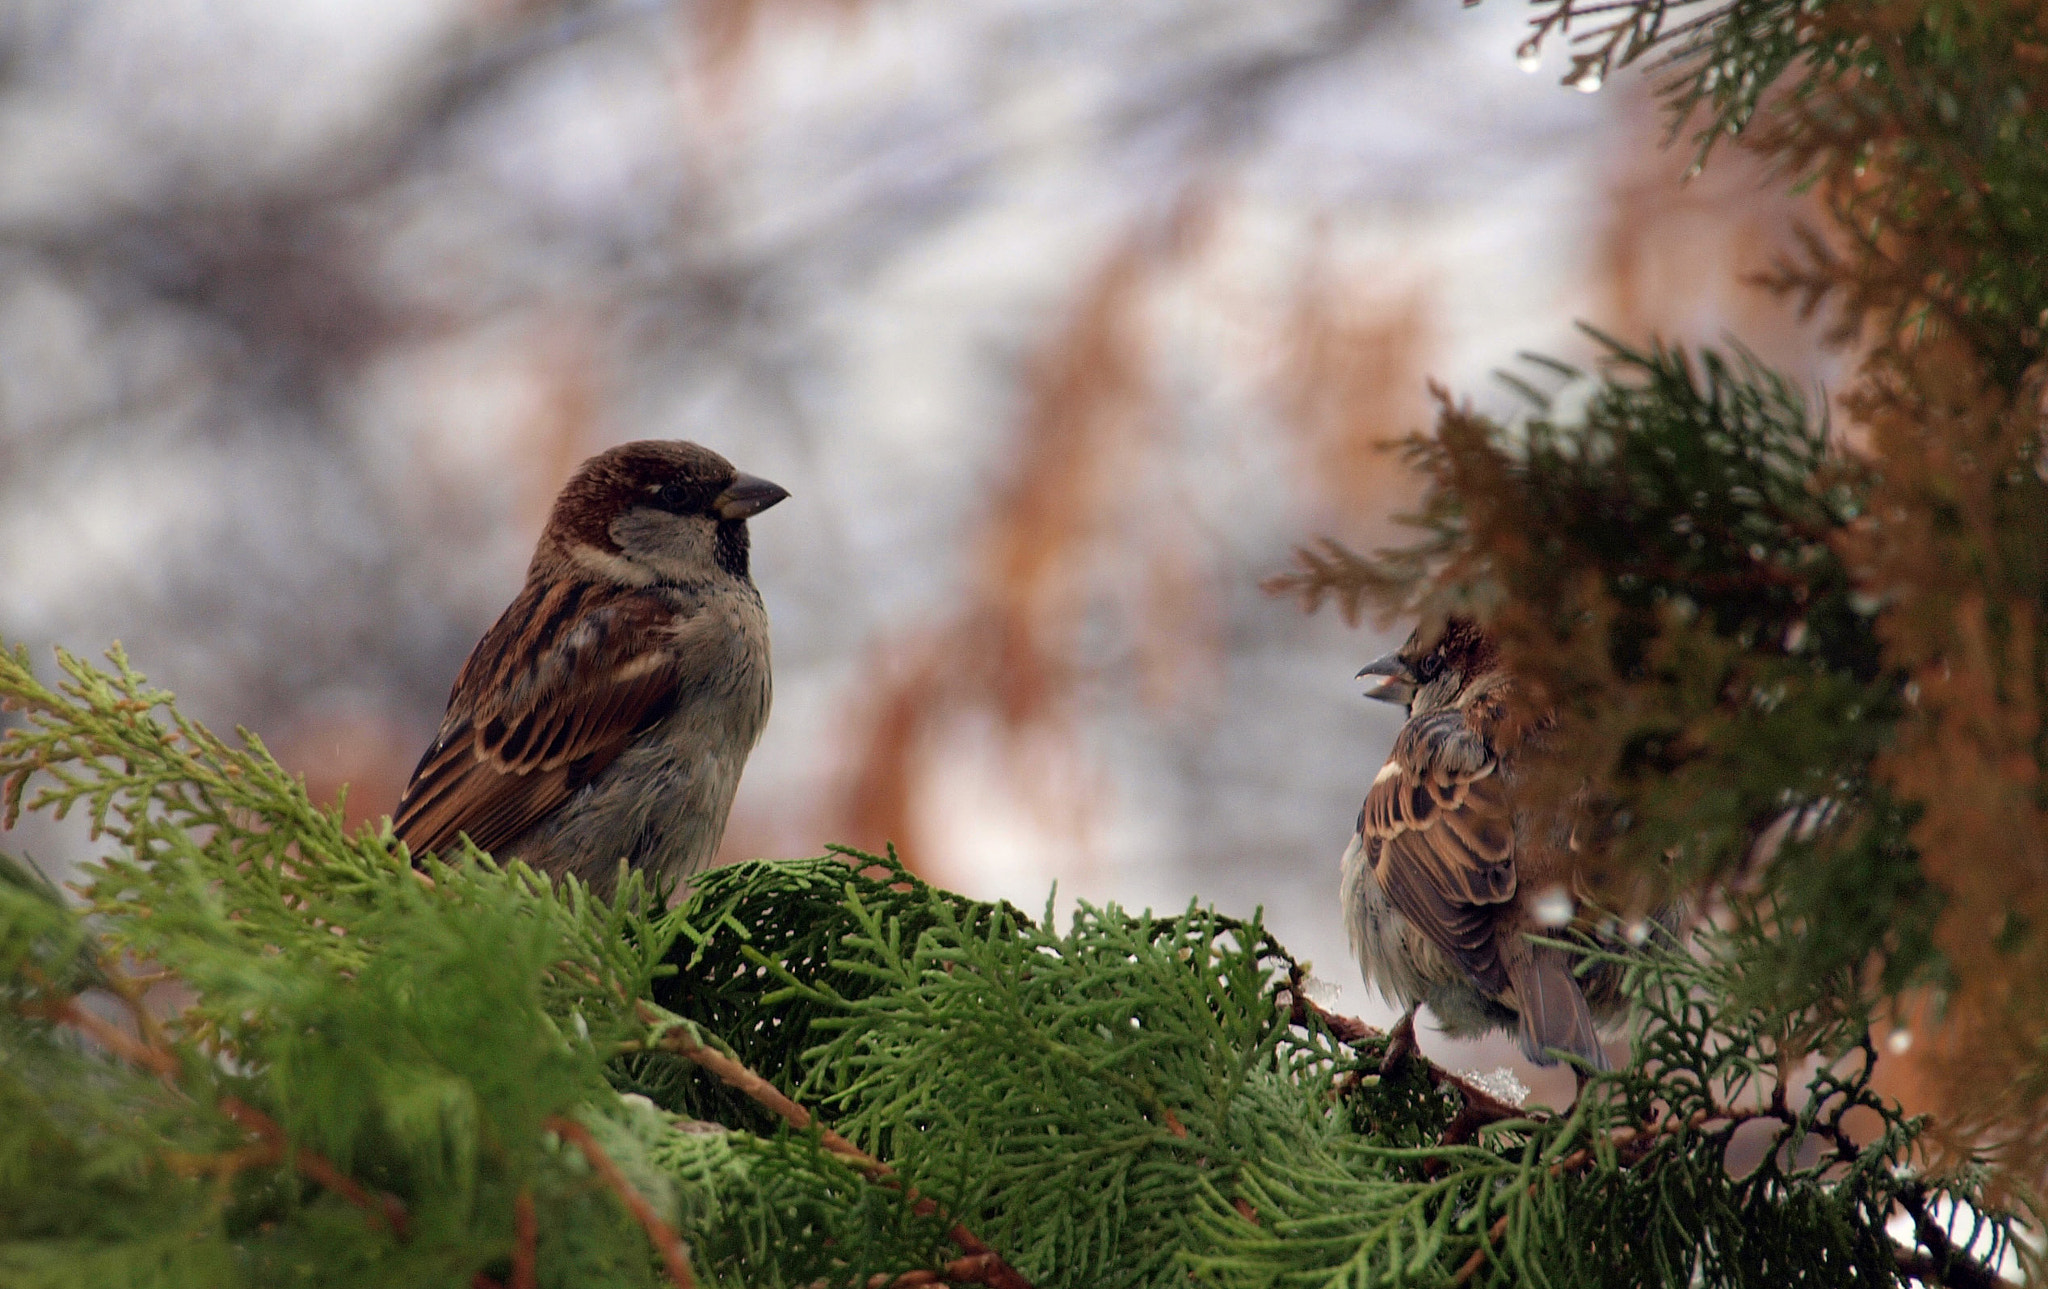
left=1341, top=616, right=1617, bottom=1071
left=392, top=440, right=787, bottom=899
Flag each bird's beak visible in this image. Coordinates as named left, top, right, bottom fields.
left=715, top=473, right=790, bottom=521
left=1356, top=652, right=1416, bottom=705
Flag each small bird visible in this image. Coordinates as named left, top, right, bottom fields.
left=1341, top=616, right=1615, bottom=1071
left=392, top=440, right=787, bottom=900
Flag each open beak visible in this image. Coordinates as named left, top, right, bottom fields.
left=715, top=473, right=790, bottom=521
left=1356, top=652, right=1416, bottom=706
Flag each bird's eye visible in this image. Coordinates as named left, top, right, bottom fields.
left=1414, top=654, right=1444, bottom=682
left=655, top=482, right=688, bottom=511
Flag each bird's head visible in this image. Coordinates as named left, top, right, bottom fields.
left=1357, top=615, right=1500, bottom=715
left=537, top=440, right=788, bottom=585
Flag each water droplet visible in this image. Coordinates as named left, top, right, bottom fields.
left=1517, top=40, right=1542, bottom=73
left=1532, top=885, right=1574, bottom=928
left=1887, top=1028, right=1913, bottom=1055
left=1573, top=67, right=1604, bottom=94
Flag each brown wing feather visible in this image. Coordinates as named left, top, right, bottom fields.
left=392, top=581, right=685, bottom=859
left=1361, top=707, right=1516, bottom=994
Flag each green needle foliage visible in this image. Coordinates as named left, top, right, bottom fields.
left=0, top=646, right=2011, bottom=1285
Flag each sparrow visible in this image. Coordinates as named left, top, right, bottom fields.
left=392, top=440, right=787, bottom=900
left=1340, top=616, right=1616, bottom=1071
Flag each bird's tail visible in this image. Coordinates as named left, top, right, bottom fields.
left=1507, top=946, right=1609, bottom=1071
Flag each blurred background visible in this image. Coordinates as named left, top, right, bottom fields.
left=0, top=0, right=1834, bottom=1099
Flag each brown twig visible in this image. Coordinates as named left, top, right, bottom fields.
left=511, top=1187, right=538, bottom=1289
left=25, top=994, right=180, bottom=1080
left=1455, top=1103, right=1720, bottom=1276
left=1896, top=1184, right=2005, bottom=1289
left=868, top=1255, right=1017, bottom=1287
left=1454, top=1211, right=1513, bottom=1285
left=93, top=951, right=173, bottom=1057
left=648, top=1017, right=873, bottom=1171
left=219, top=1097, right=411, bottom=1238
left=1281, top=972, right=1539, bottom=1131
left=545, top=1114, right=696, bottom=1289
left=646, top=1009, right=1035, bottom=1289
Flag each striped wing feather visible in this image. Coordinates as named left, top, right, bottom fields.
left=392, top=580, right=685, bottom=859
left=1360, top=708, right=1516, bottom=994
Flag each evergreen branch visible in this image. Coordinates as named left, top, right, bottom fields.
left=649, top=1011, right=1037, bottom=1289
left=21, top=991, right=179, bottom=1082
left=650, top=1009, right=875, bottom=1174
left=1281, top=966, right=1536, bottom=1131
left=869, top=1255, right=1021, bottom=1287
left=1260, top=538, right=1411, bottom=626
left=1454, top=1209, right=1514, bottom=1284
left=1896, top=1184, right=2004, bottom=1289
left=221, top=1097, right=411, bottom=1240
left=3, top=646, right=2017, bottom=1282
left=545, top=1114, right=698, bottom=1289
left=1889, top=1245, right=1997, bottom=1289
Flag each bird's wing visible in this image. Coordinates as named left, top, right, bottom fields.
left=1359, top=706, right=1517, bottom=995
left=392, top=581, right=689, bottom=859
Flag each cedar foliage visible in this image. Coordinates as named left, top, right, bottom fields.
left=1270, top=0, right=2048, bottom=1248
left=3, top=2, right=2038, bottom=1285
left=0, top=646, right=2014, bottom=1284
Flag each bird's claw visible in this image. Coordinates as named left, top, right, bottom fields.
left=1380, top=1009, right=1418, bottom=1078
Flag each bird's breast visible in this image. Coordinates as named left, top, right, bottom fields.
left=518, top=583, right=771, bottom=895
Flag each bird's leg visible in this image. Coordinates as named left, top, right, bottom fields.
left=1379, top=1007, right=1419, bottom=1078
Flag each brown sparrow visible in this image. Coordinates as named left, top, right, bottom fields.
left=392, top=440, right=786, bottom=900
left=1341, top=616, right=1616, bottom=1070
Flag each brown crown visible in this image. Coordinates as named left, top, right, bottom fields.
left=1412, top=614, right=1500, bottom=679
left=541, top=440, right=739, bottom=554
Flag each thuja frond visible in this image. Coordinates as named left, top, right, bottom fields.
left=646, top=851, right=2008, bottom=1286
left=1509, top=0, right=1865, bottom=162
left=1274, top=337, right=1940, bottom=1022
left=0, top=645, right=2014, bottom=1285
left=0, top=647, right=764, bottom=1287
